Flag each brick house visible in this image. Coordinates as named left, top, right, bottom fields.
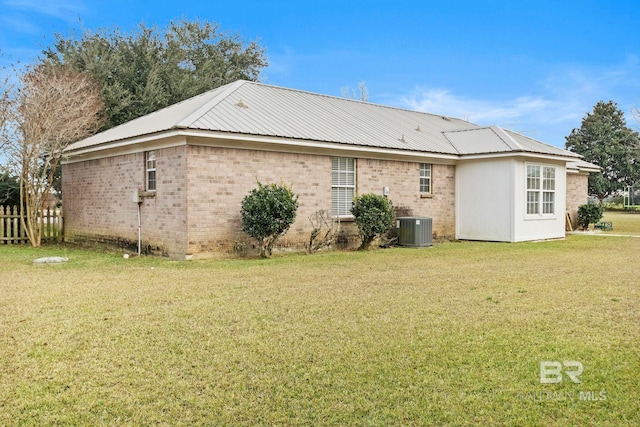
left=62, top=80, right=597, bottom=259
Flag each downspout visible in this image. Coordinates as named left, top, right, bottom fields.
left=137, top=200, right=142, bottom=256
left=133, top=189, right=142, bottom=255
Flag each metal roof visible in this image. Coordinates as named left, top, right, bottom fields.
left=65, top=80, right=581, bottom=160
left=567, top=159, right=601, bottom=172
left=443, top=126, right=579, bottom=157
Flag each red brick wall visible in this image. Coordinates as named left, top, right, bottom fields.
left=62, top=146, right=189, bottom=258
left=185, top=145, right=331, bottom=255
left=63, top=143, right=457, bottom=258
left=185, top=148, right=456, bottom=256
left=63, top=154, right=143, bottom=242
left=357, top=159, right=455, bottom=239
left=566, top=173, right=589, bottom=229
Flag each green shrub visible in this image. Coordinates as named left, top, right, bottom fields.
left=241, top=182, right=299, bottom=258
left=351, top=194, right=394, bottom=250
left=577, top=203, right=604, bottom=229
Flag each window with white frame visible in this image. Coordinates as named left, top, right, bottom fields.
left=420, top=163, right=432, bottom=194
left=542, top=166, right=555, bottom=214
left=331, top=157, right=355, bottom=216
left=146, top=151, right=156, bottom=191
left=526, top=164, right=555, bottom=215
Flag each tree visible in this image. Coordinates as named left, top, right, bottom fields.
left=0, top=172, right=20, bottom=206
left=0, top=70, right=10, bottom=151
left=565, top=101, right=640, bottom=201
left=1, top=64, right=104, bottom=246
left=41, top=18, right=268, bottom=131
left=351, top=194, right=394, bottom=250
left=241, top=182, right=299, bottom=258
left=341, top=81, right=369, bottom=102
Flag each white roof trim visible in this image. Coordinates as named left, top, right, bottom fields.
left=567, top=160, right=601, bottom=173
left=63, top=128, right=461, bottom=164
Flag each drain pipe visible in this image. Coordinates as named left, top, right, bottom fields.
left=133, top=189, right=142, bottom=255
left=137, top=200, right=142, bottom=256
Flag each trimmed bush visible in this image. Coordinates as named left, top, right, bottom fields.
left=241, top=182, right=299, bottom=258
left=577, top=203, right=604, bottom=229
left=351, top=194, right=394, bottom=250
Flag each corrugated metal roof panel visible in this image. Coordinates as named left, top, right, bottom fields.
left=443, top=127, right=514, bottom=154
left=443, top=126, right=580, bottom=158
left=65, top=80, right=581, bottom=160
left=503, top=129, right=579, bottom=158
left=188, top=82, right=472, bottom=154
left=67, top=81, right=243, bottom=151
left=567, top=159, right=600, bottom=172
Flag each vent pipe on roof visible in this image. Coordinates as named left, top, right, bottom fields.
left=415, top=125, right=421, bottom=132
left=235, top=99, right=249, bottom=108
left=399, top=134, right=406, bottom=143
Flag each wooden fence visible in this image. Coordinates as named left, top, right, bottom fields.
left=0, top=205, right=64, bottom=244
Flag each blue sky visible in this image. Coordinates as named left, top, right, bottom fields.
left=1, top=0, right=640, bottom=147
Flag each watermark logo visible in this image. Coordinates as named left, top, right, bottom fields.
left=540, top=360, right=583, bottom=384
left=515, top=360, right=607, bottom=402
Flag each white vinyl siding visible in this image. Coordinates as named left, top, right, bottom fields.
left=526, top=164, right=555, bottom=216
left=146, top=151, right=156, bottom=191
left=420, top=163, right=432, bottom=193
left=331, top=157, right=355, bottom=216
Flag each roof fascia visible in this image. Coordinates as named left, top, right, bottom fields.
left=63, top=128, right=459, bottom=165
left=62, top=128, right=579, bottom=166
left=184, top=130, right=459, bottom=164
left=459, top=151, right=580, bottom=163
left=568, top=165, right=601, bottom=174
left=61, top=133, right=187, bottom=164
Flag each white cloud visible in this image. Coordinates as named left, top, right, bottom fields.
left=392, top=58, right=640, bottom=146
left=400, top=89, right=557, bottom=124
left=0, top=14, right=40, bottom=34
left=1, top=0, right=86, bottom=23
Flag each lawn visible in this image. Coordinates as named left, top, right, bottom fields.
left=1, top=225, right=639, bottom=425
left=600, top=210, right=640, bottom=235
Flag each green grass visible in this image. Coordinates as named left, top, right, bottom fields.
left=1, top=228, right=639, bottom=425
left=600, top=210, right=640, bottom=234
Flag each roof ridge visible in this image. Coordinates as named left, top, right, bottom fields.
left=489, top=126, right=523, bottom=151
left=502, top=127, right=567, bottom=153
left=441, top=131, right=463, bottom=155
left=176, top=80, right=248, bottom=127
left=245, top=80, right=469, bottom=123
left=442, top=126, right=519, bottom=154
left=443, top=125, right=491, bottom=134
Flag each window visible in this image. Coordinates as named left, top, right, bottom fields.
left=420, top=163, right=432, bottom=194
left=526, top=165, right=540, bottom=214
left=526, top=164, right=555, bottom=215
left=542, top=166, right=555, bottom=214
left=146, top=151, right=156, bottom=191
left=331, top=157, right=355, bottom=216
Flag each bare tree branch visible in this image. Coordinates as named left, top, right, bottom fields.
left=0, top=73, right=11, bottom=152
left=340, top=81, right=369, bottom=102
left=4, top=64, right=104, bottom=246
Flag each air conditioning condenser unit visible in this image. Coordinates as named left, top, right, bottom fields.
left=397, top=217, right=433, bottom=247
